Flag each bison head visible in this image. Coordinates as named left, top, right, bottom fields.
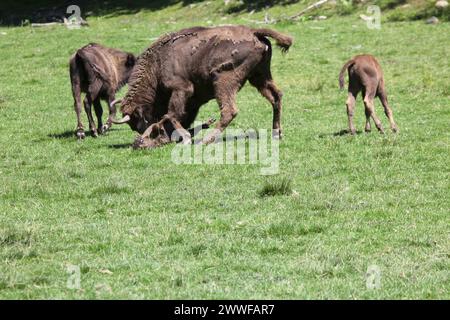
left=111, top=100, right=152, bottom=134
left=111, top=100, right=174, bottom=148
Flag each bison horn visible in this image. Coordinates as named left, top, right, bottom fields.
left=109, top=99, right=123, bottom=107
left=112, top=114, right=130, bottom=124
left=110, top=98, right=123, bottom=108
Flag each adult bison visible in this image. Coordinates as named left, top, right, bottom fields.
left=70, top=43, right=136, bottom=139
left=111, top=26, right=293, bottom=148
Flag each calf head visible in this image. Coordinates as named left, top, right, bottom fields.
left=132, top=121, right=172, bottom=149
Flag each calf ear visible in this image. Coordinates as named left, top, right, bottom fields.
left=125, top=54, right=136, bottom=68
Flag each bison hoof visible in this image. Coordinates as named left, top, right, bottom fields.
left=181, top=137, right=192, bottom=145
left=91, top=130, right=98, bottom=138
left=76, top=130, right=85, bottom=140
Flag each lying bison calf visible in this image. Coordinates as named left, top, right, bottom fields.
left=69, top=43, right=136, bottom=139
left=339, top=54, right=398, bottom=134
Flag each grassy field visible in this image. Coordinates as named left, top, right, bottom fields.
left=0, top=1, right=449, bottom=299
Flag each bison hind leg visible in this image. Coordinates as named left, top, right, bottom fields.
left=249, top=75, right=283, bottom=139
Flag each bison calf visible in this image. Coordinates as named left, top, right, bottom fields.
left=339, top=54, right=398, bottom=135
left=69, top=43, right=136, bottom=138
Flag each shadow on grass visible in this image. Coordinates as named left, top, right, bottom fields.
left=0, top=0, right=205, bottom=26
left=48, top=130, right=75, bottom=139
left=110, top=131, right=262, bottom=149
left=48, top=128, right=122, bottom=139
left=108, top=143, right=133, bottom=149
left=318, top=129, right=364, bottom=138
left=225, top=0, right=299, bottom=14
left=0, top=0, right=304, bottom=25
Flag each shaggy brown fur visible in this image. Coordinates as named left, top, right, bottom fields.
left=339, top=54, right=398, bottom=135
left=69, top=43, right=136, bottom=138
left=113, top=25, right=293, bottom=148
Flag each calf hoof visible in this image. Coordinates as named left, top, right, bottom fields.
left=272, top=129, right=282, bottom=140
left=202, top=130, right=220, bottom=145
left=100, top=124, right=110, bottom=134
left=392, top=126, right=399, bottom=133
left=206, top=117, right=216, bottom=126
left=133, top=136, right=145, bottom=149
left=350, top=130, right=356, bottom=136
left=76, top=130, right=85, bottom=140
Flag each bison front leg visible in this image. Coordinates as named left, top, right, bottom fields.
left=135, top=88, right=193, bottom=149
left=164, top=87, right=195, bottom=144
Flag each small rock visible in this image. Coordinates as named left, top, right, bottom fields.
left=435, top=0, right=449, bottom=9
left=95, top=283, right=112, bottom=295
left=315, top=15, right=327, bottom=20
left=426, top=16, right=439, bottom=24
left=99, top=268, right=113, bottom=275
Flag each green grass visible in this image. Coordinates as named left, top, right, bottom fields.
left=260, top=178, right=293, bottom=197
left=0, top=1, right=449, bottom=299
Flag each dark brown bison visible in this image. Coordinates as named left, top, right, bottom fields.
left=339, top=54, right=398, bottom=135
left=70, top=43, right=136, bottom=139
left=111, top=25, right=293, bottom=148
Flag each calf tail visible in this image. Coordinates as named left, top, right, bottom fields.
left=253, top=28, right=293, bottom=53
left=339, top=59, right=355, bottom=90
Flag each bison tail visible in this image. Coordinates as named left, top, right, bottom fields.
left=253, top=28, right=293, bottom=53
left=339, top=59, right=355, bottom=90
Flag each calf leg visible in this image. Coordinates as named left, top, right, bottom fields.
left=100, top=94, right=116, bottom=134
left=363, top=89, right=384, bottom=134
left=84, top=80, right=102, bottom=137
left=93, top=98, right=104, bottom=134
left=74, top=97, right=85, bottom=139
left=72, top=82, right=85, bottom=139
left=364, top=106, right=372, bottom=132
left=84, top=95, right=98, bottom=137
left=377, top=83, right=398, bottom=133
left=346, top=91, right=357, bottom=135
left=187, top=118, right=216, bottom=137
